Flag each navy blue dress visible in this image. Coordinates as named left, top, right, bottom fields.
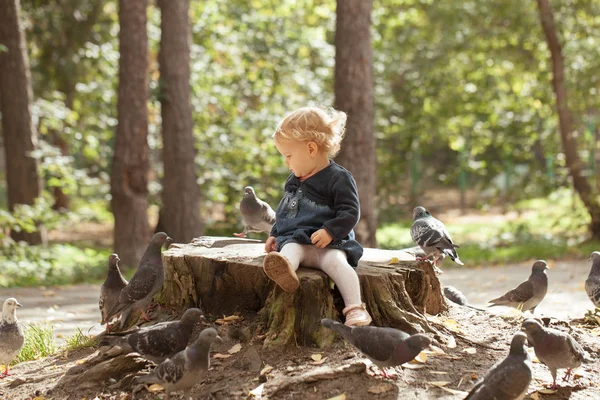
left=270, top=161, right=363, bottom=267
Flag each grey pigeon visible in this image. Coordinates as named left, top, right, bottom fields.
left=0, top=298, right=24, bottom=377
left=488, top=260, right=549, bottom=313
left=321, top=318, right=431, bottom=377
left=521, top=318, right=584, bottom=389
left=105, top=232, right=172, bottom=330
left=443, top=285, right=485, bottom=311
left=465, top=332, right=532, bottom=400
left=99, top=308, right=203, bottom=364
left=134, top=327, right=222, bottom=400
left=233, top=186, right=275, bottom=237
left=410, top=206, right=463, bottom=266
left=99, top=253, right=128, bottom=331
left=585, top=251, right=600, bottom=307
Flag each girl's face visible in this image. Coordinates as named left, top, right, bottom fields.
left=274, top=137, right=319, bottom=179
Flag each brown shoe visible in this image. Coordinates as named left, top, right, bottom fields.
left=263, top=252, right=300, bottom=293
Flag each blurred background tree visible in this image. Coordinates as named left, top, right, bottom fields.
left=0, top=0, right=599, bottom=285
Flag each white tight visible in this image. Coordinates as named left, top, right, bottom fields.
left=280, top=242, right=362, bottom=307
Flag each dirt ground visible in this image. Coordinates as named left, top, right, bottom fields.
left=1, top=297, right=599, bottom=400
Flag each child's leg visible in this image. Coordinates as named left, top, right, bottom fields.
left=263, top=243, right=305, bottom=292
left=311, top=248, right=372, bottom=327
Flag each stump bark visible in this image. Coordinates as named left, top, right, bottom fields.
left=160, top=236, right=445, bottom=348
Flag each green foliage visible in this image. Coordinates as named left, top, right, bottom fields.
left=12, top=323, right=56, bottom=365
left=377, top=188, right=599, bottom=265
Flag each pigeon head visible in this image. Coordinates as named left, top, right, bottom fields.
left=412, top=206, right=429, bottom=221
left=180, top=308, right=204, bottom=325
left=2, top=298, right=22, bottom=321
left=521, top=318, right=544, bottom=337
left=152, top=232, right=173, bottom=248
left=108, top=253, right=120, bottom=268
left=244, top=186, right=256, bottom=197
left=509, top=332, right=529, bottom=356
left=590, top=251, right=600, bottom=262
left=196, top=327, right=223, bottom=346
left=531, top=260, right=549, bottom=274
left=404, top=333, right=431, bottom=355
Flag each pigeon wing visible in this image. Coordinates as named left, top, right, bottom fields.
left=118, top=266, right=159, bottom=306
left=156, top=352, right=186, bottom=384
left=351, top=327, right=409, bottom=363
left=410, top=218, right=443, bottom=248
left=493, top=280, right=534, bottom=305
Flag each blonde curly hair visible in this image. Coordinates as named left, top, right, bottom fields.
left=273, top=106, right=347, bottom=158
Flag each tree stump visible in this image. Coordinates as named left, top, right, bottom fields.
left=160, top=236, right=446, bottom=348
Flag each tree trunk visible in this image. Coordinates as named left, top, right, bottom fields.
left=0, top=0, right=46, bottom=245
left=537, top=0, right=600, bottom=239
left=333, top=0, right=378, bottom=247
left=110, top=0, right=150, bottom=269
left=156, top=0, right=203, bottom=243
left=162, top=237, right=445, bottom=349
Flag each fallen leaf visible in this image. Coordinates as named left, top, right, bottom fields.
left=429, top=382, right=469, bottom=396
left=388, top=257, right=400, bottom=264
left=429, top=371, right=449, bottom=375
left=249, top=383, right=264, bottom=398
left=367, top=382, right=394, bottom=394
left=326, top=394, right=346, bottom=400
left=471, top=373, right=478, bottom=380
left=215, top=319, right=225, bottom=325
left=429, top=381, right=450, bottom=387
left=530, top=393, right=541, bottom=400
left=537, top=389, right=558, bottom=394
left=311, top=353, right=322, bottom=362
left=76, top=359, right=86, bottom=365
left=42, top=290, right=56, bottom=297
left=224, top=315, right=242, bottom=322
left=147, top=384, right=164, bottom=393
left=260, top=365, right=273, bottom=376
left=446, top=335, right=457, bottom=349
left=228, top=343, right=242, bottom=354
left=312, top=356, right=328, bottom=365
left=413, top=351, right=427, bottom=363
left=425, top=345, right=446, bottom=356
left=463, top=347, right=477, bottom=354
left=442, top=319, right=462, bottom=333
left=213, top=353, right=232, bottom=359
left=32, top=397, right=46, bottom=400
left=403, top=363, right=426, bottom=370
left=56, top=334, right=63, bottom=339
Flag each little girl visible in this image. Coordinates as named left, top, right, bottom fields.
left=263, top=106, right=372, bottom=327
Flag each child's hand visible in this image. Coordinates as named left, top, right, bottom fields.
left=311, top=229, right=333, bottom=248
left=265, top=236, right=277, bottom=253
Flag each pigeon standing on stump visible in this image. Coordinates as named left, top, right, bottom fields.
left=521, top=318, right=585, bottom=389
left=99, top=308, right=203, bottom=364
left=134, top=327, right=222, bottom=400
left=105, top=232, right=172, bottom=330
left=321, top=318, right=431, bottom=377
left=99, top=253, right=128, bottom=332
left=443, top=285, right=485, bottom=311
left=465, top=332, right=532, bottom=400
left=410, top=206, right=464, bottom=266
left=585, top=251, right=600, bottom=307
left=488, top=260, right=549, bottom=313
left=233, top=186, right=276, bottom=237
left=0, top=298, right=24, bottom=377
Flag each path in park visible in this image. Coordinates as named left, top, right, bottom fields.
left=0, top=258, right=594, bottom=345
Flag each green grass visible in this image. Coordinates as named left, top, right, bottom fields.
left=63, top=327, right=98, bottom=352
left=377, top=188, right=600, bottom=266
left=11, top=323, right=57, bottom=365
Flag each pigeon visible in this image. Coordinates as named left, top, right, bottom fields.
left=410, top=206, right=463, bottom=266
left=99, top=308, right=203, bottom=364
left=233, top=186, right=275, bottom=237
left=99, top=253, right=128, bottom=332
left=521, top=318, right=585, bottom=389
left=105, top=232, right=172, bottom=330
left=443, top=285, right=485, bottom=311
left=488, top=260, right=549, bottom=313
left=585, top=251, right=600, bottom=307
left=321, top=318, right=431, bottom=377
left=465, top=332, right=532, bottom=400
left=134, top=327, right=222, bottom=400
left=0, top=298, right=25, bottom=377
